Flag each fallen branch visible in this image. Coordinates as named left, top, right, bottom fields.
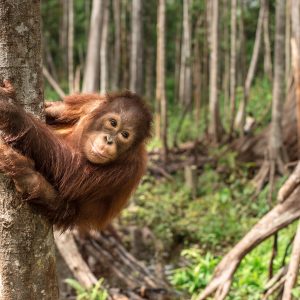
left=54, top=230, right=97, bottom=288
left=74, top=230, right=173, bottom=300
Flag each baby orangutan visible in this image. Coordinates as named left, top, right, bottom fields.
left=0, top=80, right=152, bottom=231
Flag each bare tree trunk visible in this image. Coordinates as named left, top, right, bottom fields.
left=286, top=0, right=291, bottom=81
left=145, top=46, right=155, bottom=100
left=0, top=1, right=58, bottom=298
left=229, top=0, right=237, bottom=137
left=179, top=0, right=192, bottom=106
left=156, top=0, right=168, bottom=161
left=235, top=0, right=265, bottom=130
left=68, top=0, right=74, bottom=94
left=130, top=0, right=143, bottom=94
left=82, top=0, right=103, bottom=92
left=291, top=0, right=300, bottom=156
left=208, top=0, right=222, bottom=142
left=100, top=0, right=110, bottom=93
left=263, top=0, right=273, bottom=81
left=120, top=0, right=129, bottom=89
left=269, top=0, right=287, bottom=173
left=193, top=18, right=202, bottom=135
left=60, top=0, right=68, bottom=78
left=222, top=0, right=230, bottom=116
left=174, top=29, right=181, bottom=103
left=112, top=0, right=121, bottom=90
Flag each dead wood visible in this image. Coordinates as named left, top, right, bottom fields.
left=54, top=230, right=97, bottom=288
left=74, top=230, right=174, bottom=300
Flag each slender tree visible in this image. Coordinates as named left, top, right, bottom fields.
left=156, top=0, right=168, bottom=160
left=82, top=0, right=103, bottom=92
left=68, top=0, right=74, bottom=93
left=269, top=0, right=287, bottom=173
left=235, top=0, right=265, bottom=130
left=291, top=0, right=300, bottom=155
left=112, top=0, right=121, bottom=90
left=0, top=1, right=58, bottom=298
left=130, top=0, right=143, bottom=94
left=208, top=0, right=222, bottom=142
left=60, top=0, right=68, bottom=78
left=229, top=0, right=237, bottom=137
left=100, top=0, right=110, bottom=93
left=120, top=0, right=130, bottom=89
left=286, top=0, right=291, bottom=80
left=263, top=0, right=273, bottom=81
left=179, top=0, right=192, bottom=105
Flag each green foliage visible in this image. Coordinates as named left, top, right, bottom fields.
left=170, top=249, right=219, bottom=295
left=123, top=147, right=271, bottom=250
left=170, top=225, right=296, bottom=299
left=65, top=278, right=108, bottom=300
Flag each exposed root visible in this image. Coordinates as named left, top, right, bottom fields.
left=196, top=184, right=300, bottom=300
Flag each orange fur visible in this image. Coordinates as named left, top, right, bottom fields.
left=0, top=91, right=152, bottom=231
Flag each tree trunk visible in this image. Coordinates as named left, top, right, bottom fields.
left=179, top=0, right=192, bottom=106
left=291, top=0, right=300, bottom=156
left=263, top=0, right=273, bottom=81
left=120, top=0, right=129, bottom=89
left=156, top=0, right=168, bottom=161
left=229, top=0, right=237, bottom=137
left=68, top=0, right=74, bottom=94
left=0, top=1, right=58, bottom=299
left=60, top=0, right=68, bottom=79
left=286, top=0, right=291, bottom=81
left=100, top=0, right=110, bottom=93
left=222, top=0, right=230, bottom=116
left=145, top=45, right=155, bottom=100
left=269, top=0, right=286, bottom=172
left=130, top=0, right=143, bottom=94
left=208, top=0, right=222, bottom=142
left=82, top=0, right=103, bottom=92
left=235, top=0, right=265, bottom=130
left=112, top=0, right=121, bottom=90
left=193, top=18, right=202, bottom=135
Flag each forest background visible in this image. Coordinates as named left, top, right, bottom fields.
left=40, top=0, right=300, bottom=299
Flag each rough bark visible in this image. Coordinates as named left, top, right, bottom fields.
left=178, top=0, right=192, bottom=106
left=229, top=0, right=237, bottom=136
left=100, top=0, right=110, bottom=93
left=130, top=0, right=143, bottom=94
left=235, top=0, right=265, bottom=130
left=156, top=0, right=168, bottom=161
left=82, top=0, right=103, bottom=92
left=208, top=0, right=222, bottom=142
left=0, top=1, right=58, bottom=299
left=68, top=0, right=74, bottom=93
